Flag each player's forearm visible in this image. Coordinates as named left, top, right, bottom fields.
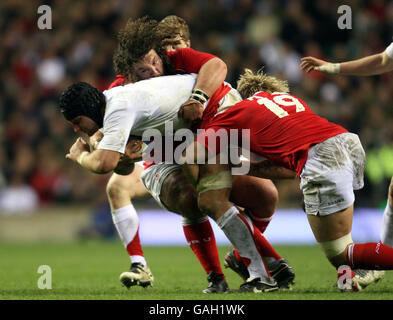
left=193, top=57, right=227, bottom=97
left=339, top=52, right=393, bottom=76
left=78, top=150, right=118, bottom=174
left=248, top=160, right=296, bottom=180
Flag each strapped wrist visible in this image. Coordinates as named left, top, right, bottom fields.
left=320, top=63, right=340, bottom=74
left=190, top=89, right=209, bottom=104
left=92, top=140, right=100, bottom=150
left=77, top=151, right=89, bottom=166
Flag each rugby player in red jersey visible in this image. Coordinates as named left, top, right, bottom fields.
left=185, top=69, right=393, bottom=291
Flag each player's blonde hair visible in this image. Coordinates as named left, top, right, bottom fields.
left=236, top=68, right=289, bottom=99
left=157, top=15, right=190, bottom=41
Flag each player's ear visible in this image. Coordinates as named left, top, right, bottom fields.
left=70, top=122, right=79, bottom=133
left=186, top=40, right=191, bottom=48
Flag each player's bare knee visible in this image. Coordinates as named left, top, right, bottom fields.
left=197, top=192, right=220, bottom=219
left=106, top=179, right=122, bottom=199
left=261, top=184, right=279, bottom=216
left=177, top=187, right=201, bottom=219
left=106, top=176, right=132, bottom=205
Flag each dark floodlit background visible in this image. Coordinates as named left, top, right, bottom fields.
left=0, top=0, right=392, bottom=243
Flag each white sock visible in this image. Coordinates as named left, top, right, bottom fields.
left=216, top=206, right=269, bottom=279
left=381, top=202, right=393, bottom=247
left=130, top=255, right=146, bottom=265
left=112, top=204, right=146, bottom=266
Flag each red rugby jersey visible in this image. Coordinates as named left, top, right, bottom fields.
left=197, top=91, right=348, bottom=175
left=107, top=48, right=230, bottom=126
left=107, top=48, right=232, bottom=169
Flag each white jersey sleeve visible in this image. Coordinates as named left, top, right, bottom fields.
left=385, top=42, right=393, bottom=59
left=97, top=74, right=197, bottom=154
left=97, top=83, right=146, bottom=154
left=98, top=96, right=135, bottom=154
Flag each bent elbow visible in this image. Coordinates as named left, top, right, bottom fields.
left=381, top=52, right=393, bottom=70
left=215, top=58, right=228, bottom=78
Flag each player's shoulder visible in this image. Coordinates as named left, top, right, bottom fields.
left=168, top=47, right=210, bottom=62
left=103, top=82, right=133, bottom=100
left=138, top=73, right=197, bottom=87
left=102, top=83, right=136, bottom=116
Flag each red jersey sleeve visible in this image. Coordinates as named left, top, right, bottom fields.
left=108, top=75, right=127, bottom=89
left=167, top=48, right=216, bottom=74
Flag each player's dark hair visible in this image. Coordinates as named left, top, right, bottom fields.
left=113, top=16, right=177, bottom=82
left=59, top=82, right=105, bottom=127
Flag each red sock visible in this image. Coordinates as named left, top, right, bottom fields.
left=248, top=209, right=272, bottom=234
left=253, top=227, right=282, bottom=260
left=235, top=214, right=271, bottom=276
left=183, top=218, right=224, bottom=276
left=126, top=228, right=144, bottom=256
left=242, top=209, right=281, bottom=260
left=233, top=229, right=281, bottom=264
left=347, top=241, right=393, bottom=270
left=233, top=215, right=281, bottom=260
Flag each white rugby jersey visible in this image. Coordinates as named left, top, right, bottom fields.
left=385, top=42, right=393, bottom=59
left=98, top=73, right=197, bottom=154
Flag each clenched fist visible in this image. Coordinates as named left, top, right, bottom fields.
left=178, top=99, right=204, bottom=124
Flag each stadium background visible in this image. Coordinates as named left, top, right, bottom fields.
left=0, top=0, right=392, bottom=246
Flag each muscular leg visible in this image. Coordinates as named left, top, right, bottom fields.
left=160, top=169, right=225, bottom=281
left=162, top=167, right=286, bottom=280
left=230, top=175, right=284, bottom=266
left=307, top=206, right=354, bottom=268
left=107, top=164, right=151, bottom=210
left=231, top=175, right=278, bottom=232
left=308, top=205, right=393, bottom=271
left=106, top=164, right=151, bottom=266
left=194, top=161, right=276, bottom=290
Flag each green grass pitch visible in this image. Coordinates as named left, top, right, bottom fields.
left=0, top=241, right=392, bottom=300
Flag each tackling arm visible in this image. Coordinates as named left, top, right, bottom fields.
left=301, top=51, right=393, bottom=76
left=248, top=160, right=297, bottom=180
left=193, top=57, right=227, bottom=97
left=339, top=52, right=393, bottom=75
left=176, top=49, right=228, bottom=123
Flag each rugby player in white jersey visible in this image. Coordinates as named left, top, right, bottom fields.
left=83, top=16, right=293, bottom=292
left=300, top=41, right=393, bottom=288
left=89, top=16, right=233, bottom=292
left=59, top=72, right=298, bottom=292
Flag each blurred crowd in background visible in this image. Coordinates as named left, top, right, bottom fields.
left=1, top=0, right=393, bottom=215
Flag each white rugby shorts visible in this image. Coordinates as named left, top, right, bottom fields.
left=299, top=132, right=365, bottom=216
left=140, top=163, right=182, bottom=210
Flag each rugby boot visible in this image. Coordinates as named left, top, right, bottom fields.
left=224, top=249, right=295, bottom=289
left=238, top=276, right=279, bottom=293
left=224, top=249, right=249, bottom=281
left=334, top=269, right=384, bottom=291
left=120, top=263, right=154, bottom=288
left=202, top=271, right=229, bottom=293
left=265, top=257, right=295, bottom=289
